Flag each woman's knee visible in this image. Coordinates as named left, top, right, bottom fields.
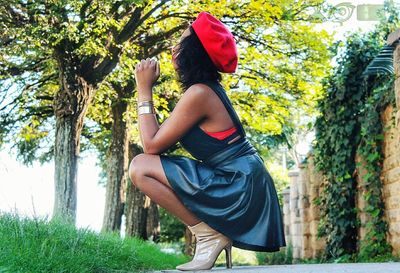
left=129, top=153, right=148, bottom=186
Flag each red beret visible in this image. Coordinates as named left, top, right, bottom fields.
left=192, top=12, right=238, bottom=73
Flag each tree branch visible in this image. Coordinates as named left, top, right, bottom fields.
left=115, top=6, right=145, bottom=44
left=0, top=57, right=48, bottom=77
left=138, top=25, right=186, bottom=48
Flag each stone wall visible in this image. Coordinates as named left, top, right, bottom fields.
left=282, top=156, right=326, bottom=260
left=381, top=32, right=400, bottom=255
left=381, top=104, right=400, bottom=254
left=282, top=30, right=400, bottom=259
left=282, top=170, right=302, bottom=259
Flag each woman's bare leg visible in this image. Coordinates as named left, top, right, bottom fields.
left=129, top=154, right=201, bottom=227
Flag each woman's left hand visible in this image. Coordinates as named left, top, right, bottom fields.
left=134, top=58, right=160, bottom=93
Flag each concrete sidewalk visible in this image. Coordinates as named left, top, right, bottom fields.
left=153, top=262, right=400, bottom=273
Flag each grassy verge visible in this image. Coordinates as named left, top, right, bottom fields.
left=0, top=212, right=189, bottom=273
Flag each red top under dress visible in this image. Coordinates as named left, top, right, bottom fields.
left=203, top=126, right=237, bottom=140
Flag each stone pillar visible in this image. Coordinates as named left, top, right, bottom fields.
left=382, top=30, right=400, bottom=256
left=306, top=155, right=326, bottom=258
left=282, top=187, right=291, bottom=248
left=288, top=169, right=302, bottom=260
left=298, top=162, right=311, bottom=259
left=283, top=157, right=327, bottom=260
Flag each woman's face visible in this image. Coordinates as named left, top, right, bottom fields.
left=171, top=27, right=191, bottom=70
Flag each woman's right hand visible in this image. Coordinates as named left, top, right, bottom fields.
left=134, top=58, right=160, bottom=92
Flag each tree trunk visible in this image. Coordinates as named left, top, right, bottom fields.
left=53, top=63, right=93, bottom=224
left=102, top=98, right=129, bottom=232
left=125, top=183, right=149, bottom=239
left=146, top=201, right=160, bottom=242
left=125, top=143, right=150, bottom=239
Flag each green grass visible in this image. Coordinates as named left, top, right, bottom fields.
left=0, top=212, right=189, bottom=273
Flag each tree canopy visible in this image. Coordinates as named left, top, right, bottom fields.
left=0, top=0, right=332, bottom=223
left=0, top=0, right=332, bottom=161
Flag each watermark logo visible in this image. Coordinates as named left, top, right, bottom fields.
left=312, top=3, right=384, bottom=23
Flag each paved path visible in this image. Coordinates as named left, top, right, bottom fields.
left=153, top=262, right=400, bottom=273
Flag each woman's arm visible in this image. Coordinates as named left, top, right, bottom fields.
left=137, top=87, right=160, bottom=154
left=135, top=59, right=210, bottom=155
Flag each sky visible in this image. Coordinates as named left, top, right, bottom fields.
left=0, top=0, right=391, bottom=232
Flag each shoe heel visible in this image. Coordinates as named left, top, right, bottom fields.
left=224, top=243, right=232, bottom=269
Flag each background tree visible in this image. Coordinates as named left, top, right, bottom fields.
left=0, top=0, right=332, bottom=233
left=0, top=0, right=187, bottom=224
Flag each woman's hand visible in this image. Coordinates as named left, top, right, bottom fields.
left=134, top=58, right=160, bottom=94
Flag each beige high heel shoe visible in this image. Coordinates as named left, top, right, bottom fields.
left=176, top=221, right=233, bottom=271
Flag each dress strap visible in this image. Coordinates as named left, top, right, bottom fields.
left=201, top=81, right=246, bottom=138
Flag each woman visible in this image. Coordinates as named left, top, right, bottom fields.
left=129, top=12, right=286, bottom=271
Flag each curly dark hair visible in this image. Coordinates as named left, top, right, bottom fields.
left=176, top=26, right=221, bottom=91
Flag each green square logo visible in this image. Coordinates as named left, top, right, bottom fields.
left=357, top=4, right=384, bottom=21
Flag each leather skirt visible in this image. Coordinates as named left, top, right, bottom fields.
left=160, top=139, right=286, bottom=252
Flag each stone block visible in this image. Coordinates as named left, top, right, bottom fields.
left=381, top=170, right=389, bottom=185
left=310, top=236, right=326, bottom=254
left=356, top=190, right=366, bottom=210
left=290, top=216, right=301, bottom=226
left=302, top=249, right=313, bottom=259
left=283, top=206, right=290, bottom=215
left=385, top=195, right=400, bottom=210
left=290, top=187, right=299, bottom=199
left=388, top=222, right=400, bottom=236
left=310, top=220, right=320, bottom=235
left=292, top=235, right=303, bottom=247
left=302, top=235, right=311, bottom=249
left=309, top=187, right=319, bottom=198
left=358, top=211, right=371, bottom=225
left=383, top=154, right=400, bottom=172
left=396, top=110, right=400, bottom=128
left=395, top=76, right=400, bottom=105
left=290, top=198, right=298, bottom=211
left=284, top=235, right=292, bottom=245
left=291, top=223, right=302, bottom=236
left=395, top=47, right=400, bottom=81
left=285, top=225, right=290, bottom=236
left=389, top=236, right=400, bottom=254
left=298, top=198, right=305, bottom=210
left=284, top=212, right=290, bottom=220
left=293, top=247, right=301, bottom=259
left=388, top=140, right=400, bottom=157
left=394, top=58, right=400, bottom=78
left=386, top=208, right=400, bottom=222
left=385, top=167, right=400, bottom=184
left=303, top=222, right=310, bottom=235
left=282, top=188, right=290, bottom=202
left=358, top=226, right=367, bottom=241
left=283, top=219, right=290, bottom=228
left=313, top=249, right=324, bottom=258
left=309, top=207, right=320, bottom=220
left=383, top=182, right=400, bottom=199
left=394, top=45, right=400, bottom=64
left=299, top=181, right=307, bottom=196
left=381, top=105, right=394, bottom=123
left=314, top=237, right=326, bottom=250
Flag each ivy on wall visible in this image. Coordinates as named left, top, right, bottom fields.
left=356, top=78, right=395, bottom=260
left=313, top=21, right=396, bottom=260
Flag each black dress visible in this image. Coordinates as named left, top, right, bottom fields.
left=160, top=81, right=286, bottom=252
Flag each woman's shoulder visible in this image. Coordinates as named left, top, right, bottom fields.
left=185, top=83, right=214, bottom=97
left=186, top=81, right=224, bottom=95
left=177, top=83, right=214, bottom=108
